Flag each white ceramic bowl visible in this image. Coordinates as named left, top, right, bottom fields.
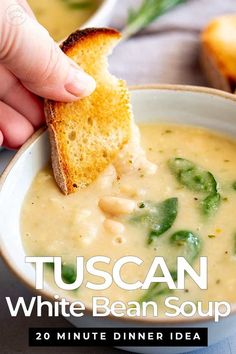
left=82, top=0, right=117, bottom=28
left=1, top=86, right=236, bottom=354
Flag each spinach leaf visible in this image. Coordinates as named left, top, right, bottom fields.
left=45, top=262, right=77, bottom=285
left=169, top=230, right=201, bottom=264
left=130, top=198, right=178, bottom=244
left=168, top=158, right=217, bottom=194
left=139, top=230, right=201, bottom=303
left=45, top=262, right=54, bottom=271
left=232, top=181, right=236, bottom=191
left=168, top=157, right=220, bottom=216
left=61, top=264, right=77, bottom=284
left=139, top=283, right=173, bottom=303
left=139, top=269, right=177, bottom=303
left=201, top=193, right=221, bottom=216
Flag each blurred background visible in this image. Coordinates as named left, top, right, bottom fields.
left=109, top=0, right=236, bottom=87
left=28, top=0, right=236, bottom=87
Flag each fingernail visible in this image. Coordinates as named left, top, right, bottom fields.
left=65, top=66, right=96, bottom=98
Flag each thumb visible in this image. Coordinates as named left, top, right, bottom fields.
left=0, top=1, right=96, bottom=102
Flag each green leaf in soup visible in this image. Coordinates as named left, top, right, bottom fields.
left=45, top=262, right=77, bottom=285
left=139, top=268, right=179, bottom=303
left=45, top=262, right=54, bottom=271
left=139, top=231, right=201, bottom=303
left=130, top=198, right=178, bottom=245
left=62, top=264, right=77, bottom=284
left=232, top=181, right=236, bottom=191
left=180, top=170, right=217, bottom=194
left=201, top=193, right=221, bottom=216
left=168, top=158, right=221, bottom=216
left=168, top=158, right=217, bottom=194
left=168, top=157, right=194, bottom=175
left=139, top=282, right=173, bottom=303
left=169, top=230, right=201, bottom=264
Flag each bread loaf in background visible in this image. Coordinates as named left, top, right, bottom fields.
left=201, top=15, right=236, bottom=93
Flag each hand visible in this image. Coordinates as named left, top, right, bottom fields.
left=0, top=0, right=96, bottom=149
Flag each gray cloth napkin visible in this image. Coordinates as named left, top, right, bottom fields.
left=109, top=0, right=236, bottom=87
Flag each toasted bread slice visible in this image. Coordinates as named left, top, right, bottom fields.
left=201, top=15, right=236, bottom=92
left=45, top=28, right=132, bottom=195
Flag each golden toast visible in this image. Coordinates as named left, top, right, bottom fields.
left=201, top=15, right=236, bottom=92
left=45, top=28, right=132, bottom=194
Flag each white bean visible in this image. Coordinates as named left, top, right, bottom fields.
left=99, top=196, right=136, bottom=215
left=120, top=185, right=147, bottom=198
left=139, top=158, right=157, bottom=175
left=120, top=185, right=137, bottom=197
left=97, top=165, right=117, bottom=189
left=104, top=219, right=125, bottom=234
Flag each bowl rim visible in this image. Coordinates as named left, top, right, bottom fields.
left=57, top=0, right=117, bottom=44
left=81, top=0, right=117, bottom=28
left=1, top=84, right=236, bottom=325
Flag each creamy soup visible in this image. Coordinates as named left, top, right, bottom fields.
left=28, top=0, right=101, bottom=41
left=21, top=123, right=236, bottom=316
